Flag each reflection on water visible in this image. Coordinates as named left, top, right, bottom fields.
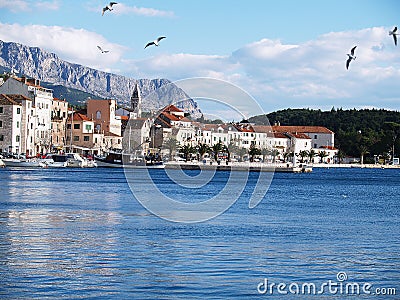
left=0, top=168, right=399, bottom=298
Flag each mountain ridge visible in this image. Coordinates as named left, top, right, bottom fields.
left=0, top=40, right=201, bottom=116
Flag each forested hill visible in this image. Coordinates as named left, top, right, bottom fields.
left=248, top=108, right=400, bottom=160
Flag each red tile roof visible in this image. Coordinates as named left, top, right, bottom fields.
left=69, top=112, right=91, bottom=122
left=272, top=125, right=333, bottom=134
left=163, top=104, right=183, bottom=113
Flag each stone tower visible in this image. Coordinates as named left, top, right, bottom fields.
left=130, top=83, right=142, bottom=119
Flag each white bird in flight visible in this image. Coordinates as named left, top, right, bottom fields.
left=144, top=36, right=166, bottom=49
left=102, top=2, right=117, bottom=16
left=389, top=26, right=398, bottom=46
left=97, top=46, right=109, bottom=53
left=346, top=46, right=357, bottom=70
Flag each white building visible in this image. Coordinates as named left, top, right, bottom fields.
left=0, top=76, right=53, bottom=154
left=0, top=94, right=35, bottom=156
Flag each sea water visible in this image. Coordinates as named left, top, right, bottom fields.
left=0, top=167, right=399, bottom=299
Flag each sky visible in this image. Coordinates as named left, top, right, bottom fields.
left=0, top=0, right=399, bottom=119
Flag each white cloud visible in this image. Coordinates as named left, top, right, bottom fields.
left=0, top=22, right=399, bottom=113
left=128, top=27, right=400, bottom=112
left=0, top=0, right=59, bottom=12
left=0, top=22, right=126, bottom=72
left=92, top=3, right=175, bottom=18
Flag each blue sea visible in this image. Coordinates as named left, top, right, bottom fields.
left=0, top=167, right=399, bottom=299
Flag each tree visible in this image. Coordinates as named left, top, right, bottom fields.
left=384, top=122, right=400, bottom=163
left=248, top=144, right=261, bottom=162
left=297, top=150, right=308, bottom=163
left=261, top=147, right=271, bottom=163
left=197, top=143, right=210, bottom=160
left=359, top=145, right=369, bottom=165
left=237, top=147, right=248, bottom=162
left=307, top=149, right=317, bottom=164
left=179, top=144, right=195, bottom=161
left=271, top=149, right=280, bottom=163
left=211, top=141, right=223, bottom=161
left=318, top=150, right=329, bottom=163
left=163, top=137, right=178, bottom=158
left=335, top=149, right=346, bottom=164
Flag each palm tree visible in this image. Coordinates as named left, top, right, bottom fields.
left=163, top=137, right=178, bottom=159
left=318, top=150, right=329, bottom=163
left=335, top=149, right=345, bottom=164
left=261, top=148, right=271, bottom=163
left=180, top=144, right=196, bottom=161
left=237, top=147, right=248, bottom=162
left=197, top=143, right=210, bottom=160
left=226, top=141, right=239, bottom=162
left=248, top=144, right=261, bottom=162
left=271, top=149, right=280, bottom=163
left=307, top=149, right=317, bottom=164
left=211, top=141, right=223, bottom=161
left=297, top=150, right=308, bottom=163
left=359, top=145, right=369, bottom=165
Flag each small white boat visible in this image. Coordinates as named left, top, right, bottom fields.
left=2, top=158, right=46, bottom=168
left=41, top=154, right=68, bottom=168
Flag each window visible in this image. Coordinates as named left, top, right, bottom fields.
left=96, top=111, right=101, bottom=119
left=314, top=143, right=317, bottom=148
left=95, top=138, right=98, bottom=143
left=17, top=108, right=21, bottom=114
left=0, top=135, right=3, bottom=141
left=73, top=136, right=79, bottom=141
left=0, top=107, right=3, bottom=113
left=67, top=124, right=71, bottom=129
left=0, top=121, right=2, bottom=128
left=85, top=124, right=92, bottom=131
left=16, top=135, right=20, bottom=142
left=314, top=135, right=318, bottom=139
left=74, top=124, right=80, bottom=129
left=17, top=121, right=19, bottom=128
left=84, top=136, right=89, bottom=142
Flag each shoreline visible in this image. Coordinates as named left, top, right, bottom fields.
left=164, top=161, right=400, bottom=172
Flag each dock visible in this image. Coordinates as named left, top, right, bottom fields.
left=164, top=162, right=312, bottom=173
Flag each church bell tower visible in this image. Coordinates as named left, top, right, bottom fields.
left=131, top=83, right=142, bottom=119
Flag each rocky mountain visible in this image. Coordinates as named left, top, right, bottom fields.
left=0, top=40, right=201, bottom=116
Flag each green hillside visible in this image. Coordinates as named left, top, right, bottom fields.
left=41, top=83, right=104, bottom=106
left=249, top=108, right=400, bottom=161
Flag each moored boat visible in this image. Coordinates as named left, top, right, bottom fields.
left=2, top=158, right=46, bottom=168
left=95, top=151, right=164, bottom=168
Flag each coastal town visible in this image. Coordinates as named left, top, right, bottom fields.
left=0, top=74, right=341, bottom=168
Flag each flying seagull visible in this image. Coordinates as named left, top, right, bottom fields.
left=389, top=26, right=398, bottom=46
left=102, top=2, right=117, bottom=16
left=346, top=46, right=357, bottom=70
left=97, top=46, right=109, bottom=53
left=144, top=36, right=166, bottom=49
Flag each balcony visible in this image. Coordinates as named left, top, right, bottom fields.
left=51, top=116, right=63, bottom=122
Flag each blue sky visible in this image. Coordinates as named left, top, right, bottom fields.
left=0, top=0, right=399, bottom=118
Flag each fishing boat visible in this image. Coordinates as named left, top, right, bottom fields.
left=95, top=151, right=164, bottom=168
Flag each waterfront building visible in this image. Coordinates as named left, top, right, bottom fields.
left=0, top=94, right=34, bottom=155
left=66, top=112, right=103, bottom=155
left=0, top=76, right=53, bottom=154
left=51, top=98, right=68, bottom=152
left=124, top=118, right=151, bottom=155
left=87, top=99, right=122, bottom=136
